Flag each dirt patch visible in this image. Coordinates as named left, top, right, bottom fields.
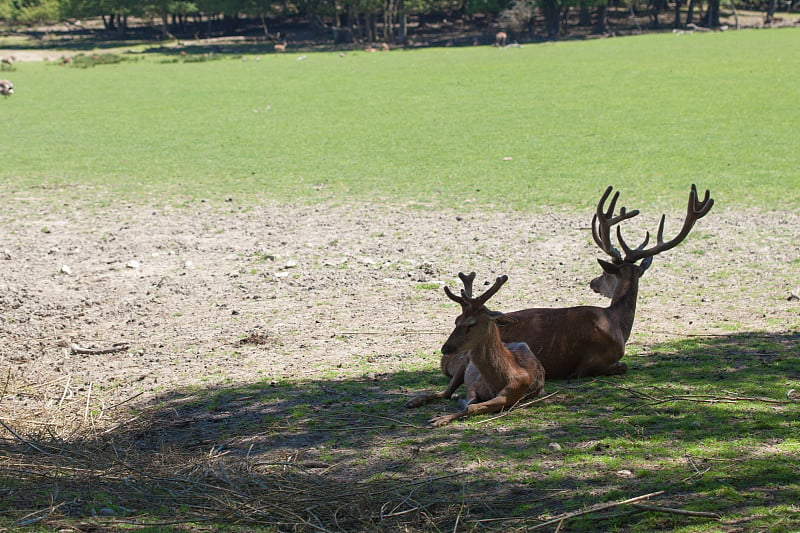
left=1, top=190, right=797, bottom=424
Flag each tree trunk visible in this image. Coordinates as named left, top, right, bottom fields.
left=729, top=0, right=739, bottom=28
left=579, top=2, right=592, bottom=26
left=703, top=0, right=720, bottom=26
left=765, top=0, right=778, bottom=23
left=102, top=14, right=116, bottom=31
left=629, top=1, right=642, bottom=31
left=540, top=0, right=561, bottom=39
left=673, top=0, right=682, bottom=27
left=594, top=2, right=609, bottom=33
left=396, top=0, right=407, bottom=44
left=650, top=0, right=662, bottom=28
left=366, top=13, right=377, bottom=42
left=259, top=12, right=269, bottom=37
left=161, top=10, right=176, bottom=40
left=686, top=0, right=697, bottom=24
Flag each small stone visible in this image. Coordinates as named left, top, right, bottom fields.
left=616, top=469, right=634, bottom=478
left=184, top=260, right=194, bottom=269
left=125, top=260, right=140, bottom=269
left=1, top=248, right=11, bottom=260
left=547, top=442, right=562, bottom=452
left=60, top=265, right=72, bottom=275
left=284, top=260, right=298, bottom=269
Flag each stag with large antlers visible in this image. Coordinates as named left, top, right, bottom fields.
left=407, top=273, right=545, bottom=427
left=496, top=184, right=714, bottom=378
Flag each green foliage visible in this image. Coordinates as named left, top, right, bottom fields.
left=0, top=0, right=60, bottom=25
left=465, top=0, right=514, bottom=16
left=66, top=52, right=129, bottom=67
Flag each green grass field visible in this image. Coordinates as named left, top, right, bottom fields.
left=2, top=28, right=799, bottom=209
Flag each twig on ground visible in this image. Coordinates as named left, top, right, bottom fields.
left=0, top=419, right=47, bottom=454
left=681, top=465, right=713, bottom=482
left=647, top=393, right=794, bottom=406
left=70, top=342, right=130, bottom=355
left=631, top=503, right=721, bottom=519
left=528, top=491, right=665, bottom=530
left=15, top=501, right=67, bottom=526
left=338, top=330, right=442, bottom=335
left=474, top=390, right=561, bottom=425
left=57, top=374, right=72, bottom=407
left=83, top=381, right=93, bottom=422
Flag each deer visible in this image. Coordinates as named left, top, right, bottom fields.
left=0, top=79, right=13, bottom=97
left=494, top=184, right=714, bottom=379
left=495, top=31, right=508, bottom=47
left=407, top=273, right=545, bottom=427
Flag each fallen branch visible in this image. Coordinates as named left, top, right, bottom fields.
left=647, top=394, right=794, bottom=406
left=632, top=503, right=721, bottom=519
left=70, top=343, right=130, bottom=355
left=530, top=491, right=665, bottom=530
left=0, top=419, right=47, bottom=454
left=338, top=330, right=442, bottom=336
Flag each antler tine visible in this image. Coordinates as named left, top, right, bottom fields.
left=475, top=275, right=508, bottom=307
left=443, top=285, right=467, bottom=307
left=458, top=272, right=477, bottom=298
left=621, top=184, right=714, bottom=263
left=592, top=186, right=640, bottom=262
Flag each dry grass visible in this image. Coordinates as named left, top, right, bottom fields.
left=1, top=372, right=467, bottom=532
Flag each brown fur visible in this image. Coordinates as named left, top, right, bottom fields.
left=406, top=274, right=545, bottom=427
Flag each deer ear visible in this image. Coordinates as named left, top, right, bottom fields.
left=639, top=256, right=653, bottom=275
left=492, top=313, right=519, bottom=327
left=597, top=258, right=620, bottom=274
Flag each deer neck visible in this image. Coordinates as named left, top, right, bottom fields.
left=469, top=323, right=511, bottom=386
left=607, top=272, right=640, bottom=343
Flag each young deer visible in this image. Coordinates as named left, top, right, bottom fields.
left=408, top=273, right=545, bottom=427
left=497, top=184, right=714, bottom=378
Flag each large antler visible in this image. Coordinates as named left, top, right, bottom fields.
left=444, top=273, right=508, bottom=309
left=616, top=184, right=714, bottom=263
left=591, top=186, right=640, bottom=262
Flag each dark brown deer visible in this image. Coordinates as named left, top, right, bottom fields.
left=497, top=184, right=714, bottom=378
left=407, top=273, right=545, bottom=427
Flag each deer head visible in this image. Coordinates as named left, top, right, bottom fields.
left=589, top=184, right=714, bottom=298
left=440, top=273, right=511, bottom=356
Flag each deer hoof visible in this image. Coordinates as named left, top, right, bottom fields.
left=428, top=415, right=455, bottom=427
left=607, top=362, right=628, bottom=375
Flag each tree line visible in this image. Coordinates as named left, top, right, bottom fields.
left=0, top=0, right=793, bottom=45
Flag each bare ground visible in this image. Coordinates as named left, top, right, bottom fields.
left=1, top=188, right=798, bottom=528
left=2, top=188, right=798, bottom=425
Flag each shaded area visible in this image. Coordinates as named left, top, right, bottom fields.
left=1, top=331, right=799, bottom=531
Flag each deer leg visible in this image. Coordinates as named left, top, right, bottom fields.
left=600, top=361, right=627, bottom=375
left=569, top=359, right=627, bottom=378
left=405, top=371, right=464, bottom=408
left=456, top=380, right=484, bottom=410
left=428, top=394, right=510, bottom=427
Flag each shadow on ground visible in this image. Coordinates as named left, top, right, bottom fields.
left=1, top=331, right=798, bottom=531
